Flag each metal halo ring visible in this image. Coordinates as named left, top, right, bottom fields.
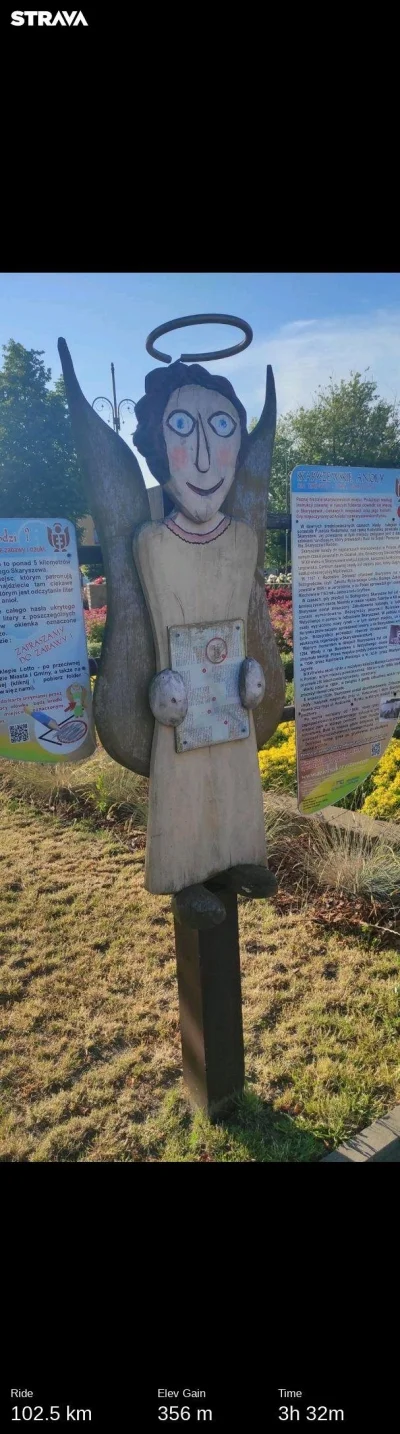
left=145, top=313, right=253, bottom=364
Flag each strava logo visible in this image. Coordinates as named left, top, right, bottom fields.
left=11, top=10, right=88, bottom=23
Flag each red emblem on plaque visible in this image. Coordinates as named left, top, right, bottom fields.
left=47, top=522, right=70, bottom=551
left=206, top=636, right=227, bottom=664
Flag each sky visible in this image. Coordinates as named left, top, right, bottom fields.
left=1, top=272, right=400, bottom=487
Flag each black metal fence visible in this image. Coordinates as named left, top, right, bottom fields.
left=78, top=510, right=296, bottom=722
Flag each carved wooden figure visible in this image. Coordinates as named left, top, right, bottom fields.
left=58, top=339, right=285, bottom=935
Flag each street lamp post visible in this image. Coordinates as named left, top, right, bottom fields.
left=92, top=362, right=137, bottom=442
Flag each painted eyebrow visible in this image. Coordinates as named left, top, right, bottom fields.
left=165, top=400, right=237, bottom=422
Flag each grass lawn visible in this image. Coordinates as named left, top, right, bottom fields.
left=0, top=760, right=399, bottom=1162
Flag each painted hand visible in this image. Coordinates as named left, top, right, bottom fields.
left=148, top=669, right=188, bottom=727
left=239, top=657, right=265, bottom=710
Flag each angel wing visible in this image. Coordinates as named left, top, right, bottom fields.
left=58, top=338, right=155, bottom=776
left=223, top=365, right=286, bottom=747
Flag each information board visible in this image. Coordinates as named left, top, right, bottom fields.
left=291, top=466, right=400, bottom=812
left=168, top=619, right=250, bottom=753
left=0, top=518, right=96, bottom=763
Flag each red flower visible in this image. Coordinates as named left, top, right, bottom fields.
left=265, top=586, right=292, bottom=605
left=265, top=591, right=293, bottom=651
left=84, top=605, right=107, bottom=627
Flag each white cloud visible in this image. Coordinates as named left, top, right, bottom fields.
left=118, top=308, right=400, bottom=481
left=206, top=308, right=400, bottom=420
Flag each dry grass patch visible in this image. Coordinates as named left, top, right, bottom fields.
left=0, top=803, right=179, bottom=1161
left=265, top=791, right=400, bottom=926
left=0, top=792, right=399, bottom=1161
left=0, top=749, right=148, bottom=829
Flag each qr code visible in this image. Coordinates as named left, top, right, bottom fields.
left=371, top=741, right=381, bottom=758
left=9, top=723, right=29, bottom=744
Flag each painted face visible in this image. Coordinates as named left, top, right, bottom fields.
left=162, top=385, right=242, bottom=522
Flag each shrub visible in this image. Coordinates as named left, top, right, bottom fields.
left=269, top=602, right=293, bottom=652
left=362, top=739, right=400, bottom=820
left=259, top=727, right=400, bottom=821
left=266, top=586, right=292, bottom=605
left=84, top=607, right=106, bottom=642
left=258, top=722, right=297, bottom=793
left=87, top=639, right=103, bottom=659
left=281, top=652, right=294, bottom=681
left=266, top=588, right=293, bottom=654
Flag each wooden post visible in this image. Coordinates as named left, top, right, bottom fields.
left=174, top=889, right=245, bottom=1117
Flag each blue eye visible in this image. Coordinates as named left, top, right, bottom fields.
left=166, top=409, right=195, bottom=436
left=208, top=411, right=237, bottom=437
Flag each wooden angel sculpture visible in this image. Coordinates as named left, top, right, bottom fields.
left=58, top=337, right=285, bottom=931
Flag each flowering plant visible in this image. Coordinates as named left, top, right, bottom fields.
left=265, top=587, right=293, bottom=652
left=270, top=604, right=293, bottom=652
left=266, top=586, right=292, bottom=605
left=84, top=606, right=107, bottom=629
left=258, top=722, right=296, bottom=792
left=362, top=740, right=400, bottom=820
left=265, top=571, right=292, bottom=588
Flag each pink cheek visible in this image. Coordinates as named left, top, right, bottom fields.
left=170, top=446, right=188, bottom=469
left=217, top=445, right=234, bottom=469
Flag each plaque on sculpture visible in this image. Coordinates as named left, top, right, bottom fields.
left=168, top=619, right=250, bottom=752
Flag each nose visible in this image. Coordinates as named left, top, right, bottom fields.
left=195, top=414, right=211, bottom=473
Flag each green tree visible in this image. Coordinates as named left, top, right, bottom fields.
left=285, top=370, right=400, bottom=468
left=255, top=370, right=400, bottom=574
left=0, top=339, right=85, bottom=524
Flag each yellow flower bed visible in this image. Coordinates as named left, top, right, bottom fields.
left=258, top=721, right=297, bottom=792
left=259, top=722, right=400, bottom=820
left=362, top=738, right=400, bottom=820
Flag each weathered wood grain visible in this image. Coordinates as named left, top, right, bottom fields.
left=224, top=365, right=286, bottom=745
left=59, top=343, right=284, bottom=774
left=133, top=518, right=267, bottom=893
left=58, top=339, right=156, bottom=775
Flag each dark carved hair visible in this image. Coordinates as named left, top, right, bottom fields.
left=133, top=360, right=249, bottom=491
